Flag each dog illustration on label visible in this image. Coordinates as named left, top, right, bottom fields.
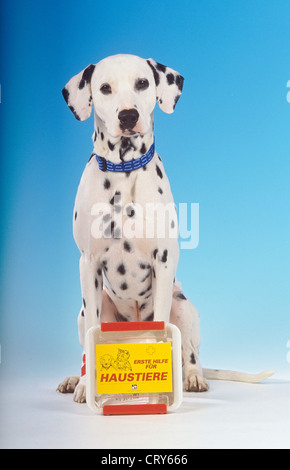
left=100, top=354, right=115, bottom=370
left=99, top=348, right=132, bottom=372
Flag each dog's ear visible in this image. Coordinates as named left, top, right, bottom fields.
left=62, top=64, right=96, bottom=121
left=146, top=59, right=184, bottom=114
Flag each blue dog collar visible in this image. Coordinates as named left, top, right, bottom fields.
left=94, top=140, right=155, bottom=173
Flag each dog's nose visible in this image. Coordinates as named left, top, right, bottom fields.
left=118, top=108, right=139, bottom=130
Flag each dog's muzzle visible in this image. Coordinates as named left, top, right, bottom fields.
left=118, top=108, right=139, bottom=132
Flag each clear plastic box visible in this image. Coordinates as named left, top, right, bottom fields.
left=85, top=321, right=182, bottom=415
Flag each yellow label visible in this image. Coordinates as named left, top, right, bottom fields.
left=96, top=342, right=172, bottom=394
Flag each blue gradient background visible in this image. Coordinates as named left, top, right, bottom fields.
left=1, top=0, right=290, bottom=381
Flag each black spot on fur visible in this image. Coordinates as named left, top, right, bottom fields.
left=173, top=94, right=181, bottom=110
left=96, top=308, right=99, bottom=317
left=104, top=178, right=110, bottom=189
left=156, top=165, right=163, bottom=179
left=82, top=64, right=96, bottom=83
left=120, top=282, right=128, bottom=291
left=78, top=64, right=95, bottom=89
left=74, top=211, right=77, bottom=220
left=69, top=105, right=81, bottom=121
left=97, top=268, right=102, bottom=276
left=138, top=284, right=152, bottom=296
left=119, top=137, right=136, bottom=161
left=126, top=206, right=135, bottom=217
left=62, top=87, right=69, bottom=104
left=108, top=140, right=115, bottom=151
left=166, top=73, right=175, bottom=85
left=190, top=353, right=196, bottom=365
left=105, top=221, right=120, bottom=238
left=156, top=62, right=166, bottom=73
left=102, top=260, right=108, bottom=271
left=140, top=143, right=147, bottom=154
left=82, top=298, right=86, bottom=308
left=110, top=191, right=121, bottom=205
left=95, top=278, right=98, bottom=289
left=158, top=187, right=163, bottom=194
left=153, top=248, right=158, bottom=259
left=175, top=74, right=184, bottom=92
left=139, top=262, right=150, bottom=269
left=124, top=241, right=132, bottom=252
left=147, top=60, right=160, bottom=86
left=81, top=309, right=84, bottom=317
left=117, top=263, right=126, bottom=275
left=161, top=249, right=168, bottom=263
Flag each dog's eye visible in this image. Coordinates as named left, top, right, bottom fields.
left=100, top=83, right=112, bottom=95
left=135, top=78, right=149, bottom=91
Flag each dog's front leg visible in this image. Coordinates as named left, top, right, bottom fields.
left=79, top=254, right=103, bottom=331
left=74, top=253, right=102, bottom=403
left=152, top=249, right=176, bottom=322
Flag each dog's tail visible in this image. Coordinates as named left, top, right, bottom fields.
left=202, top=368, right=275, bottom=384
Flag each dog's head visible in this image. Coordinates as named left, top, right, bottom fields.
left=62, top=54, right=184, bottom=138
left=100, top=354, right=114, bottom=369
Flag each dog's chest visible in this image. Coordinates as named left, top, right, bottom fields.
left=73, top=154, right=177, bottom=302
left=74, top=154, right=174, bottom=247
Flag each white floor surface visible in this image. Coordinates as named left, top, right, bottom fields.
left=0, top=377, right=290, bottom=449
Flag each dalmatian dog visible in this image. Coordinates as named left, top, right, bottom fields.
left=57, top=54, right=273, bottom=403
left=57, top=54, right=208, bottom=402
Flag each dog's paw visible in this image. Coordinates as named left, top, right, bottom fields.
left=57, top=376, right=80, bottom=393
left=184, top=373, right=209, bottom=392
left=73, top=381, right=86, bottom=403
